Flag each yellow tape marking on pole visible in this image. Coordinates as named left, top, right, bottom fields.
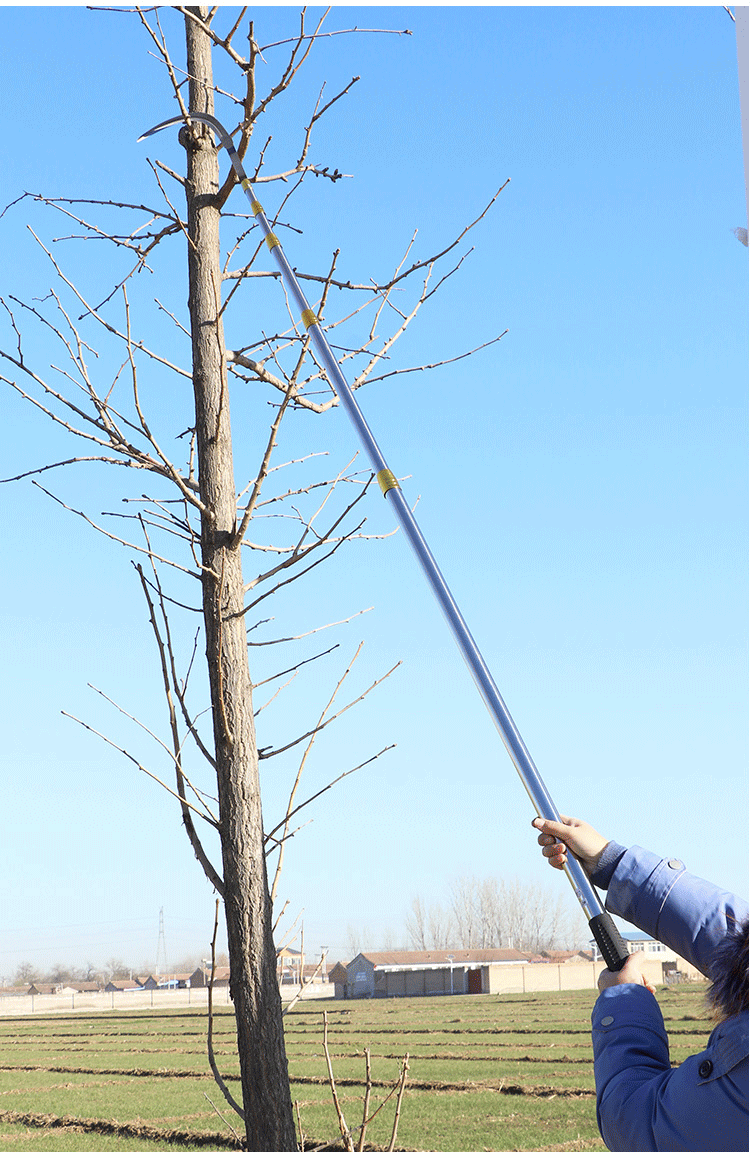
left=301, top=308, right=318, bottom=330
left=266, top=233, right=280, bottom=251
left=240, top=178, right=252, bottom=193
left=250, top=199, right=263, bottom=216
left=377, top=468, right=400, bottom=496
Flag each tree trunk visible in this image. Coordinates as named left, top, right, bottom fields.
left=183, top=8, right=296, bottom=1150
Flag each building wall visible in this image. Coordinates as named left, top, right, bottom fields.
left=341, top=955, right=700, bottom=1001
left=348, top=956, right=376, bottom=998
left=483, top=959, right=665, bottom=994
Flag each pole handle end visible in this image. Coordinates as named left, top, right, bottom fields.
left=589, top=912, right=630, bottom=973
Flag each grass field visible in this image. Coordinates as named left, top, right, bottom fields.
left=0, top=983, right=711, bottom=1151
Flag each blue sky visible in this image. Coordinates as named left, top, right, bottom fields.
left=0, top=4, right=747, bottom=978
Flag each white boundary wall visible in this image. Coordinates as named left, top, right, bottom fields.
left=484, top=959, right=666, bottom=994
left=0, top=982, right=334, bottom=1018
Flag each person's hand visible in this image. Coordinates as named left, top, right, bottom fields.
left=597, top=951, right=656, bottom=994
left=531, top=814, right=609, bottom=877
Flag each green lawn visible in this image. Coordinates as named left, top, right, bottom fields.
left=0, top=983, right=711, bottom=1151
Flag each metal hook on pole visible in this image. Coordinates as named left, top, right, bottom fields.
left=139, top=112, right=629, bottom=972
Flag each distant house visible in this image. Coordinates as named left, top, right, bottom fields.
left=276, top=947, right=328, bottom=986
left=624, top=935, right=678, bottom=961
left=531, top=950, right=593, bottom=965
left=624, top=935, right=706, bottom=981
left=302, top=961, right=328, bottom=984
left=277, top=947, right=303, bottom=986
left=189, top=966, right=231, bottom=989
left=341, top=949, right=534, bottom=999
left=329, top=962, right=349, bottom=1000
left=105, top=979, right=143, bottom=993
left=56, top=981, right=102, bottom=996
left=25, top=980, right=102, bottom=996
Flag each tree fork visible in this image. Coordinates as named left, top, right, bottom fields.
left=183, top=7, right=296, bottom=1150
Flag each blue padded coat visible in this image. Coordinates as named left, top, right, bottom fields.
left=589, top=845, right=748, bottom=1151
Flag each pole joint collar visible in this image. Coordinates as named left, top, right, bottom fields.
left=377, top=468, right=400, bottom=496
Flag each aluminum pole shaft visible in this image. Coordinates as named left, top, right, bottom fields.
left=139, top=113, right=629, bottom=969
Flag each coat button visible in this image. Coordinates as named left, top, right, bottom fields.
left=667, top=858, right=684, bottom=870
left=698, top=1059, right=713, bottom=1079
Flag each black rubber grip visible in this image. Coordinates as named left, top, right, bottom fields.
left=589, top=912, right=630, bottom=972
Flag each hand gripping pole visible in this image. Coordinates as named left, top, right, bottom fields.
left=139, top=112, right=629, bottom=972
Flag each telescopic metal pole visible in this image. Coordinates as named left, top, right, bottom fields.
left=139, top=113, right=629, bottom=972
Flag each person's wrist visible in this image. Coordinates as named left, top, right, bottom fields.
left=589, top=841, right=627, bottom=889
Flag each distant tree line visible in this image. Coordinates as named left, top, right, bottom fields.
left=8, top=951, right=229, bottom=988
left=404, top=875, right=587, bottom=955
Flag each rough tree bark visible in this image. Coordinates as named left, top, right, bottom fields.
left=183, top=9, right=296, bottom=1150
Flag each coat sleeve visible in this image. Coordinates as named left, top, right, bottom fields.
left=603, top=846, right=748, bottom=978
left=592, top=985, right=749, bottom=1152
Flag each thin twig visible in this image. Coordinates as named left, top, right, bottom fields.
left=282, top=951, right=325, bottom=1016
left=295, top=1100, right=305, bottom=1151
left=263, top=744, right=395, bottom=847
left=270, top=641, right=363, bottom=901
left=207, top=898, right=245, bottom=1120
left=61, top=710, right=216, bottom=825
left=387, top=1055, right=410, bottom=1152
left=260, top=659, right=401, bottom=761
left=322, top=1011, right=353, bottom=1152
left=203, top=1093, right=243, bottom=1145
left=358, top=1048, right=372, bottom=1151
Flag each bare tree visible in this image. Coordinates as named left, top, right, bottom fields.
left=404, top=896, right=429, bottom=950
left=12, top=962, right=39, bottom=986
left=0, top=7, right=507, bottom=1150
left=405, top=894, right=455, bottom=950
left=409, top=874, right=586, bottom=953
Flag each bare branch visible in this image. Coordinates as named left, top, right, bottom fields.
left=259, top=25, right=413, bottom=52
left=136, top=557, right=220, bottom=788
left=387, top=1056, right=410, bottom=1151
left=296, top=76, right=360, bottom=172
left=247, top=607, right=372, bottom=648
left=123, top=284, right=203, bottom=511
left=270, top=641, right=364, bottom=903
left=137, top=5, right=190, bottom=119
left=239, top=530, right=362, bottom=617
left=61, top=709, right=217, bottom=826
left=88, top=671, right=218, bottom=824
left=263, top=744, right=395, bottom=847
left=207, top=899, right=246, bottom=1120
left=252, top=643, right=340, bottom=692
left=242, top=483, right=369, bottom=595
left=322, top=1010, right=354, bottom=1152
left=177, top=4, right=248, bottom=67
left=26, top=228, right=193, bottom=382
left=231, top=377, right=296, bottom=548
left=358, top=1049, right=372, bottom=1152
left=282, top=951, right=325, bottom=1016
left=259, top=660, right=400, bottom=761
left=30, top=480, right=203, bottom=578
left=358, top=331, right=509, bottom=388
